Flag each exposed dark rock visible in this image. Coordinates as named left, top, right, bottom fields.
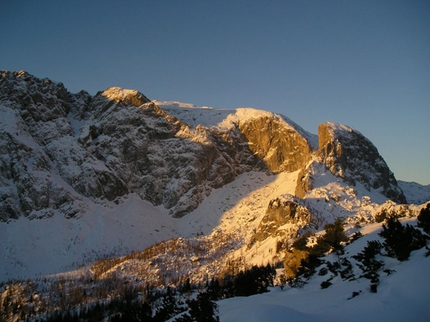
left=295, top=165, right=313, bottom=199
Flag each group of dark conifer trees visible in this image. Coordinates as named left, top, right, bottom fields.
left=285, top=203, right=430, bottom=294
left=37, top=263, right=276, bottom=322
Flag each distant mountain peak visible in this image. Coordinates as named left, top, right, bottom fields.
left=101, top=86, right=151, bottom=106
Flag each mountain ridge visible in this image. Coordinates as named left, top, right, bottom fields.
left=0, top=70, right=422, bottom=283
left=0, top=70, right=405, bottom=221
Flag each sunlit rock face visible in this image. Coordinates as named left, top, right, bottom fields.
left=238, top=115, right=315, bottom=173
left=295, top=166, right=313, bottom=199
left=101, top=87, right=151, bottom=107
left=317, top=122, right=406, bottom=203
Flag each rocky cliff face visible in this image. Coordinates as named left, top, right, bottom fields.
left=0, top=71, right=101, bottom=220
left=317, top=122, right=406, bottom=203
left=0, top=71, right=406, bottom=221
left=0, top=71, right=260, bottom=219
left=237, top=114, right=315, bottom=173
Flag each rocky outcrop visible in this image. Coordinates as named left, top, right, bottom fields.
left=295, top=164, right=313, bottom=199
left=317, top=122, right=406, bottom=203
left=238, top=114, right=316, bottom=173
left=248, top=196, right=311, bottom=247
left=101, top=87, right=150, bottom=106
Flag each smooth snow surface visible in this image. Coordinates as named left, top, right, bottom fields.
left=154, top=100, right=234, bottom=128
left=398, top=180, right=430, bottom=204
left=0, top=194, right=177, bottom=280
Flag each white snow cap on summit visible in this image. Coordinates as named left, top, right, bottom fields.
left=102, top=87, right=150, bottom=105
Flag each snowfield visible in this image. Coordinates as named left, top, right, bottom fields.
left=0, top=194, right=178, bottom=280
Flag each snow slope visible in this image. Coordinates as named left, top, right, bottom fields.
left=153, top=100, right=231, bottom=129
left=0, top=161, right=387, bottom=281
left=218, top=218, right=430, bottom=322
left=0, top=170, right=297, bottom=281
left=0, top=195, right=178, bottom=280
left=398, top=180, right=430, bottom=204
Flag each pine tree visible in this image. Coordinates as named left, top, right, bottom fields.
left=379, top=217, right=426, bottom=261
left=207, top=278, right=221, bottom=300
left=323, top=218, right=349, bottom=252
left=417, top=203, right=430, bottom=234
left=187, top=292, right=219, bottom=322
left=352, top=240, right=384, bottom=293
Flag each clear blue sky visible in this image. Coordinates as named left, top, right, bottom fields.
left=1, top=0, right=429, bottom=184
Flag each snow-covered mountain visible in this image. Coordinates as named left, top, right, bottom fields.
left=0, top=70, right=420, bottom=278
left=398, top=180, right=430, bottom=204
left=0, top=70, right=405, bottom=221
left=0, top=70, right=429, bottom=321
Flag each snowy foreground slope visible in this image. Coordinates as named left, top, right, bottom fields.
left=0, top=170, right=295, bottom=280
left=218, top=220, right=430, bottom=322
left=2, top=160, right=425, bottom=282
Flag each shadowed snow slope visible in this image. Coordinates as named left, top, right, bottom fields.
left=398, top=180, right=430, bottom=204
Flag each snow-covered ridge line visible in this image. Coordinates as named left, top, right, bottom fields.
left=156, top=100, right=320, bottom=152
left=398, top=181, right=430, bottom=204
left=152, top=100, right=207, bottom=109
